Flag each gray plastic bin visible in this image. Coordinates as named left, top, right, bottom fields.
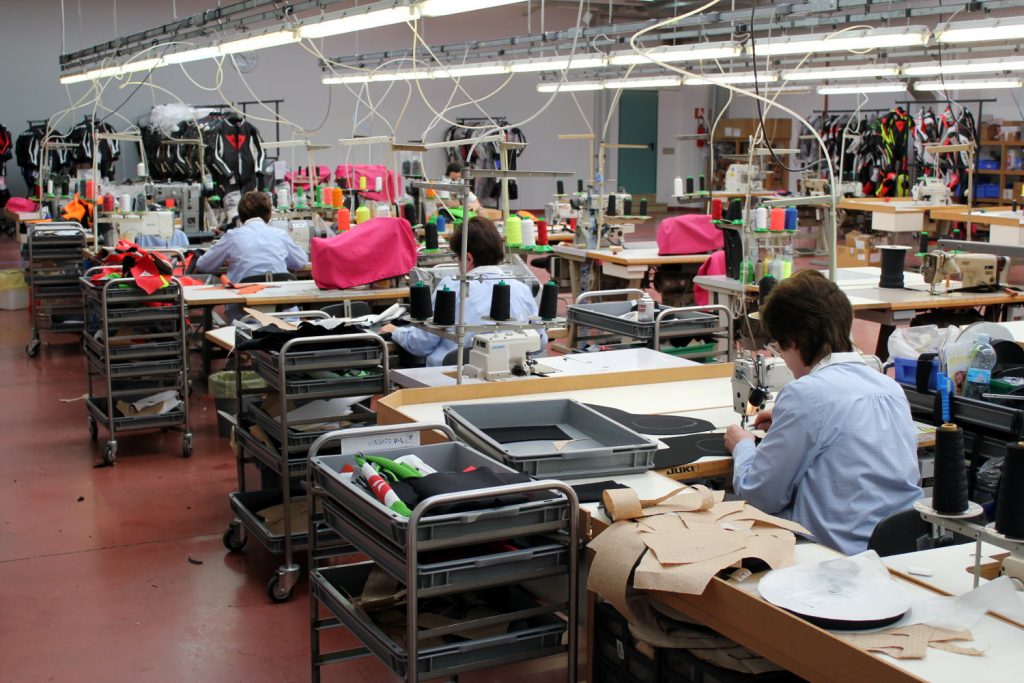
left=444, top=398, right=657, bottom=479
left=567, top=300, right=717, bottom=340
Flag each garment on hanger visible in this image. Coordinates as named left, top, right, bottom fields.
left=66, top=116, right=121, bottom=179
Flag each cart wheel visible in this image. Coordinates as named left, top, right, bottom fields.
left=88, top=418, right=98, bottom=441
left=182, top=435, right=192, bottom=458
left=102, top=444, right=117, bottom=466
left=222, top=523, right=246, bottom=552
left=25, top=340, right=40, bottom=357
left=266, top=574, right=293, bottom=603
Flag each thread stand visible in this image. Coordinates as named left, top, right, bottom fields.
left=913, top=497, right=1018, bottom=589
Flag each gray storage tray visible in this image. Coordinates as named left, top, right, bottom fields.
left=444, top=398, right=657, bottom=479
left=253, top=360, right=386, bottom=399
left=567, top=300, right=717, bottom=340
left=85, top=396, right=185, bottom=432
left=321, top=498, right=569, bottom=596
left=85, top=347, right=182, bottom=378
left=246, top=401, right=377, bottom=454
left=311, top=442, right=568, bottom=551
left=311, top=562, right=566, bottom=679
left=229, top=489, right=343, bottom=555
left=83, top=334, right=181, bottom=360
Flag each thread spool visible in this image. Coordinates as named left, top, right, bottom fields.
left=375, top=204, right=391, bottom=218
left=85, top=180, right=95, bottom=200
left=996, top=441, right=1024, bottom=539
left=623, top=197, right=633, bottom=216
left=673, top=177, right=684, bottom=196
left=46, top=179, right=54, bottom=196
left=276, top=186, right=290, bottom=208
left=119, top=193, right=132, bottom=213
left=536, top=220, right=549, bottom=246
left=754, top=207, right=768, bottom=231
left=879, top=246, right=911, bottom=289
left=433, top=287, right=456, bottom=325
left=606, top=194, right=617, bottom=216
left=556, top=180, right=565, bottom=195
left=505, top=215, right=523, bottom=246
left=711, top=198, right=723, bottom=220
left=410, top=282, right=433, bottom=320
left=784, top=206, right=798, bottom=231
left=769, top=208, right=785, bottom=231
left=322, top=185, right=332, bottom=206
left=521, top=219, right=537, bottom=248
left=699, top=175, right=706, bottom=192
left=952, top=228, right=961, bottom=240
left=332, top=187, right=343, bottom=208
left=102, top=193, right=115, bottom=212
left=933, top=424, right=970, bottom=515
left=165, top=198, right=176, bottom=209
left=402, top=202, right=416, bottom=225
left=639, top=198, right=648, bottom=216
left=577, top=179, right=584, bottom=193
left=374, top=176, right=384, bottom=193
left=425, top=222, right=439, bottom=250
left=918, top=232, right=929, bottom=255
left=359, top=176, right=368, bottom=191
left=540, top=280, right=559, bottom=320
left=569, top=216, right=578, bottom=232
left=728, top=199, right=743, bottom=222
left=336, top=207, right=351, bottom=232
left=137, top=161, right=146, bottom=177
left=686, top=176, right=695, bottom=194
left=436, top=214, right=447, bottom=235
left=490, top=281, right=512, bottom=321
left=758, top=275, right=777, bottom=306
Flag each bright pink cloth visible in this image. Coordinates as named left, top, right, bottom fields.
left=656, top=214, right=723, bottom=255
left=334, top=164, right=402, bottom=203
left=6, top=197, right=39, bottom=213
left=310, top=217, right=418, bottom=289
left=693, top=250, right=726, bottom=306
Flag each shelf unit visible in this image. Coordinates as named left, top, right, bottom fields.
left=306, top=423, right=579, bottom=683
left=24, top=223, right=88, bottom=357
left=222, top=313, right=390, bottom=602
left=976, top=137, right=1024, bottom=204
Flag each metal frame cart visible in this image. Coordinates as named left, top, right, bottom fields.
left=306, top=423, right=580, bottom=683
left=80, top=268, right=192, bottom=465
left=568, top=288, right=734, bottom=362
left=223, top=315, right=390, bottom=602
left=25, top=222, right=88, bottom=357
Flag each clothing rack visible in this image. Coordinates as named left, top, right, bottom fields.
left=187, top=100, right=284, bottom=153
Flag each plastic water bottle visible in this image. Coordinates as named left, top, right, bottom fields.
left=964, top=334, right=997, bottom=400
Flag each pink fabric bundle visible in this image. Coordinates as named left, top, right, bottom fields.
left=656, top=214, right=723, bottom=255
left=693, top=250, right=726, bottom=306
left=311, top=217, right=418, bottom=289
left=334, top=164, right=402, bottom=203
left=284, top=165, right=332, bottom=190
left=6, top=197, right=39, bottom=213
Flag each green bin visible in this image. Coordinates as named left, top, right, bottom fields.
left=208, top=371, right=266, bottom=437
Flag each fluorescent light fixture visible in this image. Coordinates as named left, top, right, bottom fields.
left=370, top=70, right=433, bottom=82
left=323, top=74, right=371, bottom=85
left=757, top=26, right=928, bottom=56
left=608, top=41, right=740, bottom=66
left=436, top=64, right=510, bottom=78
left=59, top=71, right=93, bottom=85
left=604, top=76, right=682, bottom=89
left=914, top=78, right=1024, bottom=91
left=509, top=55, right=607, bottom=72
left=419, top=0, right=525, bottom=18
left=536, top=81, right=603, bottom=92
left=163, top=46, right=221, bottom=65
left=298, top=6, right=419, bottom=39
left=902, top=58, right=1024, bottom=76
left=936, top=17, right=1024, bottom=43
left=817, top=83, right=908, bottom=95
left=220, top=30, right=297, bottom=55
left=783, top=65, right=900, bottom=81
left=59, top=57, right=163, bottom=84
left=684, top=72, right=778, bottom=85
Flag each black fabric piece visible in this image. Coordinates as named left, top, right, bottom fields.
left=482, top=425, right=573, bottom=444
left=389, top=468, right=532, bottom=514
left=585, top=404, right=715, bottom=436
left=785, top=609, right=907, bottom=632
left=571, top=480, right=629, bottom=504
left=234, top=322, right=367, bottom=352
left=915, top=352, right=938, bottom=394
left=653, top=433, right=730, bottom=469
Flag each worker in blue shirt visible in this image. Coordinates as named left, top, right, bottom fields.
left=724, top=270, right=922, bottom=555
left=381, top=216, right=544, bottom=366
left=195, top=191, right=307, bottom=282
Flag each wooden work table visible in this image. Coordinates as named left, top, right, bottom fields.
left=553, top=241, right=710, bottom=298
left=838, top=197, right=953, bottom=234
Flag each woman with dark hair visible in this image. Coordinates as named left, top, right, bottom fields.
left=438, top=161, right=481, bottom=212
left=382, top=217, right=543, bottom=366
left=724, top=270, right=922, bottom=554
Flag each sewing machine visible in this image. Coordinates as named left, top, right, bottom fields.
left=911, top=177, right=952, bottom=205
left=920, top=251, right=1010, bottom=294
left=269, top=218, right=331, bottom=254
left=462, top=329, right=543, bottom=381
left=545, top=198, right=575, bottom=227
left=732, top=353, right=794, bottom=425
left=724, top=164, right=765, bottom=194
left=108, top=211, right=175, bottom=244
left=802, top=177, right=863, bottom=198
left=149, top=182, right=205, bottom=232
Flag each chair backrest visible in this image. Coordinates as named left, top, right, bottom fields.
left=239, top=272, right=297, bottom=283
left=320, top=301, right=372, bottom=318
left=441, top=346, right=472, bottom=367
left=868, top=508, right=932, bottom=557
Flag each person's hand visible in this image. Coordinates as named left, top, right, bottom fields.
left=724, top=425, right=756, bottom=453
left=379, top=323, right=397, bottom=334
left=753, top=407, right=773, bottom=431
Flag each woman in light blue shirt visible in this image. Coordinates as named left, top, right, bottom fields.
left=724, top=270, right=922, bottom=555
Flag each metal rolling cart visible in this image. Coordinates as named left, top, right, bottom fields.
left=306, top=423, right=579, bottom=683
left=80, top=267, right=191, bottom=465
left=25, top=222, right=88, bottom=357
left=222, top=314, right=390, bottom=602
left=568, top=288, right=734, bottom=362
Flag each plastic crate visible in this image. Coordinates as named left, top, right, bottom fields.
left=444, top=399, right=657, bottom=479
left=567, top=300, right=718, bottom=341
left=311, top=441, right=568, bottom=551
left=978, top=159, right=1000, bottom=170
left=228, top=489, right=341, bottom=555
left=311, top=562, right=566, bottom=679
left=245, top=401, right=377, bottom=454
left=893, top=357, right=938, bottom=391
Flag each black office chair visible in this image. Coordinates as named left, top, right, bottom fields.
left=320, top=302, right=372, bottom=318
left=868, top=507, right=980, bottom=557
left=441, top=346, right=472, bottom=366
left=239, top=272, right=297, bottom=283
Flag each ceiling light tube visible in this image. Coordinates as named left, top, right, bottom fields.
left=608, top=41, right=740, bottom=66
left=323, top=74, right=371, bottom=85
left=220, top=29, right=297, bottom=55
left=59, top=71, right=93, bottom=85
left=419, top=0, right=526, bottom=18
left=902, top=58, right=1024, bottom=77
left=163, top=45, right=221, bottom=65
left=298, top=6, right=419, bottom=39
left=936, top=17, right=1024, bottom=43
left=370, top=70, right=434, bottom=81
left=604, top=76, right=682, bottom=89
left=684, top=72, right=778, bottom=85
left=817, top=83, right=908, bottom=95
left=536, top=81, right=603, bottom=92
left=435, top=64, right=510, bottom=78
left=914, top=78, right=1024, bottom=91
left=510, top=55, right=608, bottom=72
left=783, top=65, right=900, bottom=81
left=757, top=26, right=928, bottom=56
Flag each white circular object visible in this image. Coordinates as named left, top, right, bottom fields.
left=914, top=497, right=985, bottom=520
left=521, top=219, right=536, bottom=247
left=957, top=321, right=1013, bottom=346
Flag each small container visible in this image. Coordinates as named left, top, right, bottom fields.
left=637, top=293, right=655, bottom=322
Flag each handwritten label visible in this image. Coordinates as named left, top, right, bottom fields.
left=337, top=431, right=420, bottom=455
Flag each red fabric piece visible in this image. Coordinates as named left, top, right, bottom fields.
left=225, top=134, right=247, bottom=151
left=656, top=214, right=723, bottom=255
left=310, top=217, right=418, bottom=289
left=6, top=197, right=38, bottom=212
left=333, top=164, right=402, bottom=203
left=101, top=240, right=173, bottom=294
left=693, top=250, right=726, bottom=306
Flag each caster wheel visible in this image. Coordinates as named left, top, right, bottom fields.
left=222, top=524, right=246, bottom=552
left=266, top=574, right=292, bottom=603
left=88, top=418, right=98, bottom=441
left=182, top=435, right=192, bottom=458
left=25, top=340, right=40, bottom=357
left=103, top=444, right=117, bottom=466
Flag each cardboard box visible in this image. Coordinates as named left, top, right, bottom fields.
left=836, top=245, right=881, bottom=267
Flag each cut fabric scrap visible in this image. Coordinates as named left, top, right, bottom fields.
left=356, top=455, right=413, bottom=518
left=841, top=624, right=983, bottom=659
left=602, top=484, right=721, bottom=522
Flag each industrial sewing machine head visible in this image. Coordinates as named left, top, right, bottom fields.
left=920, top=250, right=1010, bottom=295
left=109, top=211, right=175, bottom=244
left=732, top=353, right=794, bottom=427
left=724, top=164, right=765, bottom=194
left=463, top=329, right=542, bottom=381
left=911, top=177, right=952, bottom=205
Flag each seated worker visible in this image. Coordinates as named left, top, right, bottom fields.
left=134, top=229, right=190, bottom=250
left=381, top=216, right=544, bottom=366
left=195, top=190, right=308, bottom=282
left=724, top=270, right=922, bottom=555
left=438, top=162, right=482, bottom=213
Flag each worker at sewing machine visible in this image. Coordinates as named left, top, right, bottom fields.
left=381, top=216, right=544, bottom=366
left=723, top=270, right=922, bottom=554
left=438, top=162, right=482, bottom=214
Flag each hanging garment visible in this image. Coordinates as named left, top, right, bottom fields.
left=202, top=112, right=264, bottom=196
left=66, top=117, right=121, bottom=179
left=16, top=124, right=66, bottom=189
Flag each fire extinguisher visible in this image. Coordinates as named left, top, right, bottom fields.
left=695, top=107, right=707, bottom=148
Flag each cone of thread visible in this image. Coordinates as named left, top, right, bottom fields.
left=410, top=282, right=432, bottom=320
left=490, top=281, right=511, bottom=321
left=933, top=423, right=970, bottom=514
left=433, top=287, right=456, bottom=326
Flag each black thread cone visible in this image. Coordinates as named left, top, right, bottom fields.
left=639, top=198, right=648, bottom=216
left=425, top=222, right=439, bottom=250
left=699, top=175, right=706, bottom=192
left=606, top=194, right=617, bottom=216
left=686, top=177, right=694, bottom=194
left=489, top=281, right=511, bottom=321
left=556, top=180, right=565, bottom=195
left=410, top=282, right=432, bottom=320
left=879, top=247, right=909, bottom=289
left=918, top=232, right=929, bottom=255
left=433, top=288, right=456, bottom=325
left=540, top=280, right=558, bottom=320
left=933, top=423, right=970, bottom=514
left=996, top=442, right=1024, bottom=539
left=577, top=179, right=584, bottom=193
left=623, top=198, right=633, bottom=216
